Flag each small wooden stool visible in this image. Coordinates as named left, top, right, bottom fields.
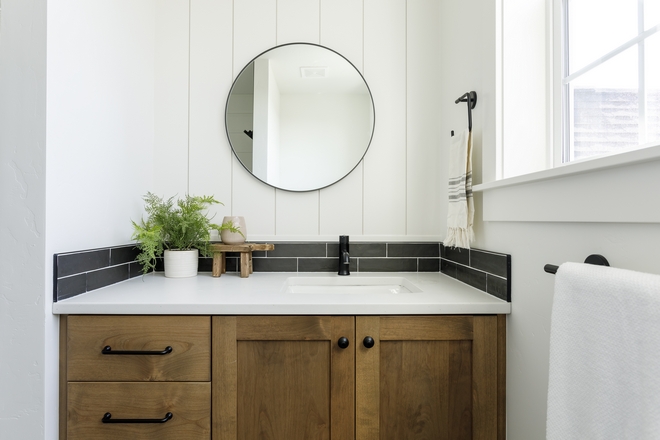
left=209, top=243, right=274, bottom=278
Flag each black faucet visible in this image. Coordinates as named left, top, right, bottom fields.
left=338, top=235, right=350, bottom=276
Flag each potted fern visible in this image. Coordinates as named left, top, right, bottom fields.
left=131, top=193, right=241, bottom=277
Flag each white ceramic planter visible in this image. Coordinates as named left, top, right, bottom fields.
left=164, top=249, right=199, bottom=278
left=221, top=216, right=247, bottom=244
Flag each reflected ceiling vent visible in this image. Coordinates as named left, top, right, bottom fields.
left=300, top=67, right=328, bottom=78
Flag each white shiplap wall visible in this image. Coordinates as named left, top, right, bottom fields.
left=155, top=0, right=445, bottom=241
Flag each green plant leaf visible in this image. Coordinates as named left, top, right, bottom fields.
left=131, top=193, right=225, bottom=272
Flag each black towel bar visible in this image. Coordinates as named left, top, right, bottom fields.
left=544, top=254, right=610, bottom=274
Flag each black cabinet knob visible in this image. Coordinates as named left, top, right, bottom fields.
left=363, top=336, right=375, bottom=348
left=337, top=337, right=350, bottom=349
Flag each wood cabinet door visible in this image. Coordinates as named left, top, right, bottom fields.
left=356, top=316, right=504, bottom=440
left=213, top=316, right=355, bottom=440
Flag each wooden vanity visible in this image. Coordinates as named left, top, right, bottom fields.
left=60, top=314, right=505, bottom=440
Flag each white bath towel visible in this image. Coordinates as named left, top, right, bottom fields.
left=445, top=128, right=474, bottom=248
left=546, top=262, right=660, bottom=440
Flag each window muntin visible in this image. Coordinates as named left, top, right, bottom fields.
left=563, top=0, right=660, bottom=162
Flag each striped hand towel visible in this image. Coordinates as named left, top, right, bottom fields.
left=445, top=128, right=474, bottom=248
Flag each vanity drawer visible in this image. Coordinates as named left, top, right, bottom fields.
left=67, top=315, right=210, bottom=381
left=67, top=381, right=211, bottom=440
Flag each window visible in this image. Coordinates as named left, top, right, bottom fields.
left=561, top=0, right=660, bottom=162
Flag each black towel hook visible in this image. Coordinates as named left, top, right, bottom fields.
left=455, top=91, right=477, bottom=132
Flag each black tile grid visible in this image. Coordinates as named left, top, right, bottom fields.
left=440, top=244, right=511, bottom=302
left=54, top=241, right=511, bottom=303
left=54, top=244, right=143, bottom=302
left=251, top=242, right=440, bottom=275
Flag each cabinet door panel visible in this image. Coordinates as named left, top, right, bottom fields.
left=213, top=316, right=355, bottom=440
left=237, top=340, right=330, bottom=440
left=67, top=382, right=211, bottom=440
left=356, top=315, right=500, bottom=440
left=67, top=315, right=211, bottom=382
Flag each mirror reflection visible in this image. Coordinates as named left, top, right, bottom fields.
left=225, top=43, right=375, bottom=192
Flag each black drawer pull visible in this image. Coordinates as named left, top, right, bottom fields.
left=102, top=412, right=173, bottom=424
left=102, top=346, right=173, bottom=355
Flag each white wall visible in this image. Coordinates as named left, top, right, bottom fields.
left=166, top=0, right=445, bottom=240
left=43, top=1, right=159, bottom=438
left=0, top=0, right=47, bottom=438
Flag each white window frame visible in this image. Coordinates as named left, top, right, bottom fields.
left=555, top=0, right=660, bottom=165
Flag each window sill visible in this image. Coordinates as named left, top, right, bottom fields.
left=473, top=144, right=660, bottom=223
left=474, top=143, right=660, bottom=192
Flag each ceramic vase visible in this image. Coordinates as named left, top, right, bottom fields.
left=164, top=249, right=199, bottom=278
left=221, top=216, right=247, bottom=244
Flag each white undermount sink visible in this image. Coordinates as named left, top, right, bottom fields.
left=282, top=276, right=422, bottom=294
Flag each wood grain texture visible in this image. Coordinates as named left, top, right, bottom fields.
left=236, top=316, right=333, bottom=340
left=448, top=340, right=473, bottom=440
left=497, top=314, right=507, bottom=440
left=379, top=315, right=473, bottom=341
left=215, top=316, right=353, bottom=440
left=237, top=340, right=330, bottom=440
left=356, top=316, right=380, bottom=440
left=60, top=315, right=68, bottom=440
left=212, top=316, right=237, bottom=440
left=67, top=315, right=210, bottom=382
left=472, top=316, right=498, bottom=440
left=67, top=382, right=211, bottom=440
left=331, top=316, right=356, bottom=439
left=380, top=340, right=449, bottom=440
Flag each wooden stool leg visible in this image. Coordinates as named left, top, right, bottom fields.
left=212, top=253, right=222, bottom=277
left=221, top=253, right=226, bottom=274
left=240, top=252, right=250, bottom=278
left=249, top=252, right=254, bottom=274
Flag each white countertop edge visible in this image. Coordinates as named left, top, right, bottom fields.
left=52, top=272, right=511, bottom=315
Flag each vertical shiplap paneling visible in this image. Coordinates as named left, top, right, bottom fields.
left=232, top=0, right=277, bottom=235
left=277, top=0, right=321, bottom=45
left=153, top=0, right=190, bottom=197
left=363, top=0, right=407, bottom=235
left=406, top=0, right=442, bottom=236
left=318, top=0, right=365, bottom=236
left=188, top=0, right=234, bottom=219
left=274, top=0, right=322, bottom=236
left=233, top=0, right=277, bottom=77
left=320, top=0, right=364, bottom=70
left=275, top=191, right=321, bottom=235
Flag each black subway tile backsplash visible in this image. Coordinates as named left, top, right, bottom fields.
left=471, top=250, right=509, bottom=279
left=110, top=246, right=140, bottom=266
left=56, top=274, right=87, bottom=301
left=440, top=246, right=511, bottom=302
left=87, top=265, right=129, bottom=292
left=297, top=258, right=336, bottom=273
left=328, top=243, right=387, bottom=258
left=418, top=258, right=441, bottom=272
left=456, top=264, right=488, bottom=292
left=267, top=243, right=326, bottom=258
left=57, top=249, right=110, bottom=278
left=388, top=243, right=439, bottom=258
left=55, top=241, right=511, bottom=303
left=486, top=274, right=509, bottom=302
left=252, top=257, right=298, bottom=272
left=443, top=246, right=470, bottom=266
left=358, top=258, right=418, bottom=272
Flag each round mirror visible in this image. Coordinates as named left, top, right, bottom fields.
left=225, top=43, right=375, bottom=192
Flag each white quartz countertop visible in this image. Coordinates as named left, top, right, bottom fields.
left=52, top=272, right=511, bottom=315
